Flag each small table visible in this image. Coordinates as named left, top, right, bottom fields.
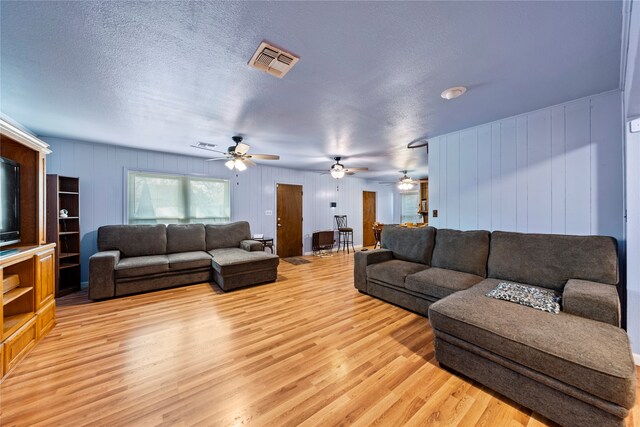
left=253, top=237, right=274, bottom=253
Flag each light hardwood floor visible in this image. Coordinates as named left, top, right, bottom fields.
left=1, top=251, right=638, bottom=426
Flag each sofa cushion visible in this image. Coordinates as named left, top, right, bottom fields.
left=380, top=226, right=436, bottom=265
left=166, top=224, right=206, bottom=253
left=563, top=279, right=621, bottom=327
left=115, top=255, right=169, bottom=278
left=98, top=224, right=167, bottom=257
left=488, top=231, right=618, bottom=291
left=428, top=279, right=636, bottom=409
left=209, top=248, right=279, bottom=276
left=405, top=267, right=483, bottom=299
left=206, top=222, right=251, bottom=250
left=431, top=229, right=490, bottom=277
left=366, top=259, right=429, bottom=288
left=167, top=251, right=212, bottom=271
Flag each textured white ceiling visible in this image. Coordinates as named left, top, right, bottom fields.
left=0, top=1, right=622, bottom=180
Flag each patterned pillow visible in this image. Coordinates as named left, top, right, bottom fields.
left=486, top=282, right=561, bottom=314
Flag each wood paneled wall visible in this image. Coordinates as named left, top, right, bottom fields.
left=44, top=138, right=394, bottom=282
left=428, top=90, right=624, bottom=241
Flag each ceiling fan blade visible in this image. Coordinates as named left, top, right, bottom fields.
left=378, top=181, right=396, bottom=184
left=235, top=142, right=250, bottom=155
left=345, top=171, right=356, bottom=176
left=344, top=167, right=369, bottom=172
left=205, top=157, right=229, bottom=162
left=243, top=159, right=257, bottom=167
left=248, top=154, right=280, bottom=160
left=191, top=144, right=228, bottom=155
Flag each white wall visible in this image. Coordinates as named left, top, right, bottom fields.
left=623, top=0, right=640, bottom=360
left=626, top=122, right=640, bottom=359
left=428, top=89, right=631, bottom=345
left=428, top=90, right=624, bottom=242
left=44, top=137, right=394, bottom=282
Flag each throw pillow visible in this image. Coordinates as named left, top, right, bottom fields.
left=486, top=282, right=561, bottom=314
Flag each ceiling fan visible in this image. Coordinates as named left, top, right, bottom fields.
left=323, top=157, right=369, bottom=179
left=191, top=136, right=279, bottom=171
left=379, top=170, right=418, bottom=190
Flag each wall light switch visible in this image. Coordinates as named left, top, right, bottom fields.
left=265, top=210, right=273, bottom=216
left=432, top=209, right=438, bottom=218
left=630, top=118, right=640, bottom=133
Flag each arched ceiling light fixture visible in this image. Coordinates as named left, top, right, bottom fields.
left=407, top=137, right=429, bottom=149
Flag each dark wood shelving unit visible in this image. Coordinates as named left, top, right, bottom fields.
left=46, top=175, right=81, bottom=297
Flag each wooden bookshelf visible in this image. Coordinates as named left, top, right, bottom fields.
left=1, top=117, right=56, bottom=382
left=46, top=175, right=81, bottom=297
left=418, top=179, right=429, bottom=224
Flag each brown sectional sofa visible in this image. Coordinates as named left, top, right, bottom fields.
left=89, top=221, right=278, bottom=299
left=354, top=226, right=636, bottom=427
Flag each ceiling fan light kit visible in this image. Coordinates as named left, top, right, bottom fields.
left=398, top=182, right=414, bottom=191
left=330, top=169, right=345, bottom=179
left=379, top=170, right=417, bottom=190
left=192, top=135, right=280, bottom=172
left=327, top=156, right=368, bottom=179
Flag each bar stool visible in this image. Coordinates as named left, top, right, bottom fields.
left=335, top=215, right=355, bottom=253
left=372, top=222, right=383, bottom=248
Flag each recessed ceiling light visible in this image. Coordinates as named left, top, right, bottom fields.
left=441, top=86, right=467, bottom=100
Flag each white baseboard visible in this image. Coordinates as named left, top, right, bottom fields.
left=634, top=353, right=640, bottom=366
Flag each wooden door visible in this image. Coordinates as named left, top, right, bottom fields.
left=363, top=191, right=377, bottom=247
left=276, top=184, right=303, bottom=258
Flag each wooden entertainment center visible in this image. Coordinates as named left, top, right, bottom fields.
left=0, top=118, right=56, bottom=381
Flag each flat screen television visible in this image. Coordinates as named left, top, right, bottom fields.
left=0, top=156, right=20, bottom=247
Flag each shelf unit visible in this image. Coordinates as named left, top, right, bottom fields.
left=418, top=179, right=429, bottom=224
left=1, top=118, right=57, bottom=381
left=46, top=175, right=81, bottom=297
left=2, top=257, right=35, bottom=340
left=0, top=246, right=55, bottom=378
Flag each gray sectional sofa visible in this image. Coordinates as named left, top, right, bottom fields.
left=355, top=226, right=490, bottom=314
left=354, top=226, right=636, bottom=427
left=89, top=221, right=278, bottom=299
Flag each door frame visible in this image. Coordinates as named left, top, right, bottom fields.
left=362, top=190, right=378, bottom=247
left=274, top=181, right=304, bottom=256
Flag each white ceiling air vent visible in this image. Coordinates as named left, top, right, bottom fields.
left=249, top=41, right=299, bottom=78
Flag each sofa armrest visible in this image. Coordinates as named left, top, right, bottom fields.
left=354, top=249, right=393, bottom=292
left=88, top=250, right=120, bottom=300
left=240, top=239, right=264, bottom=252
left=563, top=279, right=621, bottom=327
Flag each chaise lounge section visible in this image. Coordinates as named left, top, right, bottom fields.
left=355, top=226, right=636, bottom=427
left=429, top=231, right=635, bottom=427
left=89, top=221, right=278, bottom=299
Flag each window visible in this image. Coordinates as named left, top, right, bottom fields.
left=400, top=190, right=422, bottom=223
left=127, top=171, right=230, bottom=224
